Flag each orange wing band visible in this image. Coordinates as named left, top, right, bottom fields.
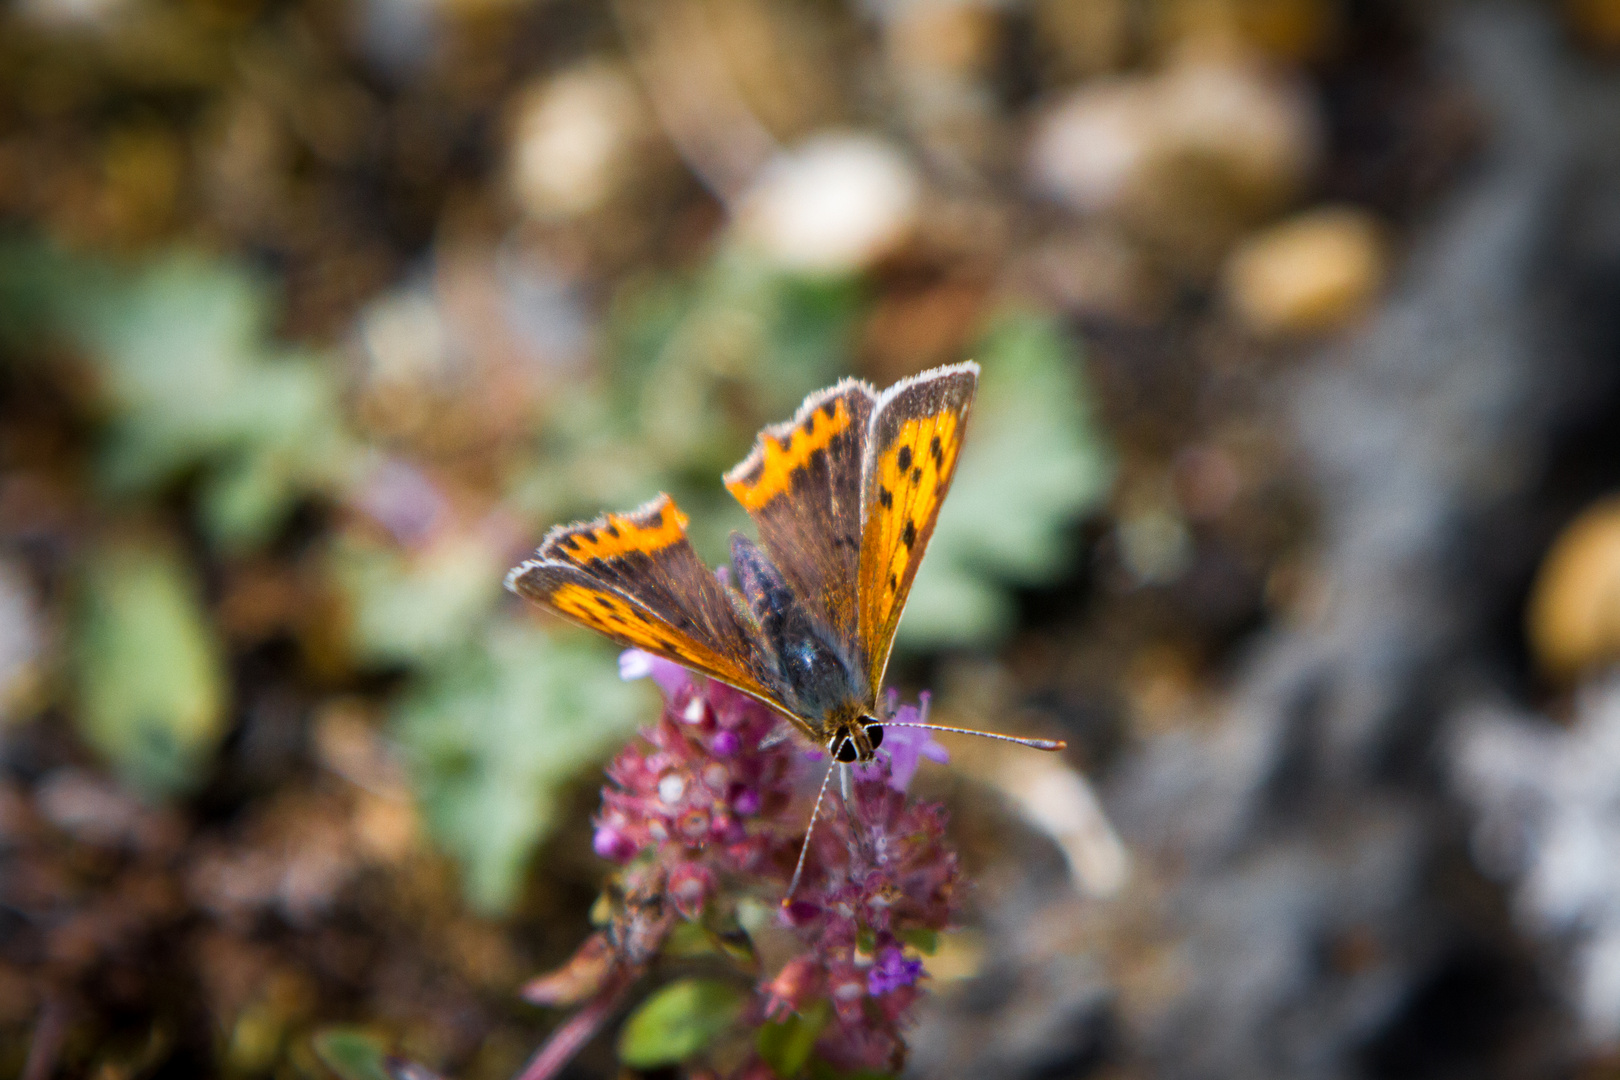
left=546, top=497, right=690, bottom=565
left=726, top=397, right=855, bottom=511
left=866, top=409, right=964, bottom=617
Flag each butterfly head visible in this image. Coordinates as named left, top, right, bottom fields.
left=829, top=717, right=885, bottom=764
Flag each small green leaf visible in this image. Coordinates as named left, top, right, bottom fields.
left=330, top=533, right=508, bottom=668
left=311, top=1027, right=392, bottom=1080
left=664, top=919, right=721, bottom=958
left=757, top=999, right=830, bottom=1078
left=617, top=978, right=745, bottom=1068
left=394, top=618, right=646, bottom=913
left=899, top=928, right=938, bottom=955
left=72, top=537, right=229, bottom=796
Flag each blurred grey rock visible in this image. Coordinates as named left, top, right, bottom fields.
left=1453, top=679, right=1620, bottom=1046
left=914, top=3, right=1620, bottom=1077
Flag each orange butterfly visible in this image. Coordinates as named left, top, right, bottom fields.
left=506, top=362, right=1063, bottom=769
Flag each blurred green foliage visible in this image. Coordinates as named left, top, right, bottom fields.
left=394, top=620, right=645, bottom=914
left=331, top=534, right=510, bottom=669
left=311, top=1027, right=394, bottom=1080
left=758, top=999, right=831, bottom=1078
left=71, top=536, right=228, bottom=796
left=616, top=978, right=747, bottom=1068
left=0, top=241, right=354, bottom=551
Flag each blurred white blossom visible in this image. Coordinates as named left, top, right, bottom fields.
left=735, top=132, right=921, bottom=275
left=508, top=63, right=652, bottom=220
left=1027, top=48, right=1321, bottom=270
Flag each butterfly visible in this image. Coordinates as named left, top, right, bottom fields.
left=505, top=362, right=1064, bottom=770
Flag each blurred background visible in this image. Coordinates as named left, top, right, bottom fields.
left=5, top=0, right=1620, bottom=1076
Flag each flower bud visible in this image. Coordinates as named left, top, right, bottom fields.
left=592, top=825, right=637, bottom=862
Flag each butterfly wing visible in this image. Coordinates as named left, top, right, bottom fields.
left=857, top=362, right=979, bottom=691
left=723, top=379, right=877, bottom=651
left=506, top=493, right=792, bottom=716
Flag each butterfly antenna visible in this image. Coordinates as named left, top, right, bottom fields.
left=784, top=756, right=838, bottom=905
left=882, top=722, right=1067, bottom=752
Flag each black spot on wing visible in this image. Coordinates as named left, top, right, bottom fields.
left=901, top=521, right=917, bottom=548
left=930, top=435, right=943, bottom=466
left=896, top=445, right=913, bottom=472
left=878, top=486, right=892, bottom=509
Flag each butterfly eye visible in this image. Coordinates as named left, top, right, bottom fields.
left=833, top=735, right=859, bottom=763
left=863, top=723, right=884, bottom=750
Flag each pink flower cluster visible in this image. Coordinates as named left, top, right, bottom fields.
left=594, top=650, right=961, bottom=1075
left=591, top=651, right=801, bottom=919
left=767, top=767, right=958, bottom=1072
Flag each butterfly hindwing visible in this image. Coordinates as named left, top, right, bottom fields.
left=723, top=379, right=876, bottom=652
left=857, top=361, right=978, bottom=690
left=506, top=493, right=786, bottom=707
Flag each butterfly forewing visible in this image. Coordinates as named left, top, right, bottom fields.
left=857, top=362, right=978, bottom=691
left=506, top=493, right=788, bottom=708
left=724, top=380, right=876, bottom=651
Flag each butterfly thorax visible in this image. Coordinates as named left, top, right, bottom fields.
left=730, top=534, right=873, bottom=750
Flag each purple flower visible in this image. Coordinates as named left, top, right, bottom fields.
left=595, top=653, right=802, bottom=892
left=618, top=649, right=690, bottom=698
left=867, top=945, right=924, bottom=996
left=861, top=691, right=949, bottom=792
left=774, top=766, right=960, bottom=1071
left=353, top=457, right=448, bottom=545
left=592, top=824, right=637, bottom=862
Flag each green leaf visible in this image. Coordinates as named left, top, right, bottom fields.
left=329, top=533, right=508, bottom=668
left=899, top=927, right=938, bottom=955
left=0, top=242, right=354, bottom=552
left=664, top=919, right=722, bottom=958
left=898, top=311, right=1114, bottom=648
left=72, top=537, right=229, bottom=796
left=394, top=618, right=647, bottom=913
left=757, top=999, right=831, bottom=1078
left=311, top=1027, right=392, bottom=1080
left=617, top=979, right=746, bottom=1068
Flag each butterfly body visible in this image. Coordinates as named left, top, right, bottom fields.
left=729, top=533, right=872, bottom=740
left=507, top=363, right=980, bottom=764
